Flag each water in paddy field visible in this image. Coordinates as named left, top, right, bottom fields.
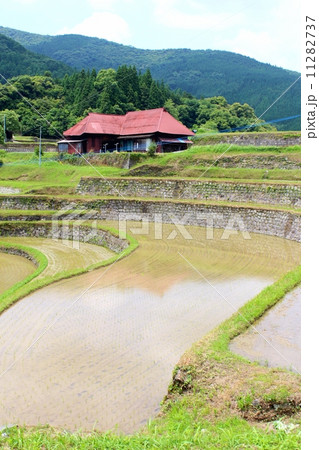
left=0, top=237, right=115, bottom=279
left=0, top=252, right=36, bottom=295
left=230, top=286, right=301, bottom=373
left=0, top=224, right=300, bottom=433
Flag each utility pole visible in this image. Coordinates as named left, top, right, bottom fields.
left=3, top=115, right=6, bottom=143
left=39, top=126, right=42, bottom=167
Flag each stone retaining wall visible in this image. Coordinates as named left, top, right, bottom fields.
left=0, top=246, right=38, bottom=266
left=193, top=132, right=301, bottom=147
left=0, top=196, right=301, bottom=242
left=76, top=178, right=301, bottom=208
left=0, top=222, right=129, bottom=254
left=201, top=154, right=300, bottom=170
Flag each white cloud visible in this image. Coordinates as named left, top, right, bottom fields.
left=58, top=11, right=131, bottom=43
left=11, top=0, right=38, bottom=4
left=88, top=0, right=117, bottom=11
left=225, top=0, right=301, bottom=70
left=153, top=0, right=242, bottom=31
left=224, top=29, right=274, bottom=61
left=87, top=0, right=133, bottom=11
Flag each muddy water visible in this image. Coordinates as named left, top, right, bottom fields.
left=230, top=286, right=301, bottom=373
left=0, top=252, right=36, bottom=295
left=0, top=237, right=115, bottom=278
left=0, top=223, right=300, bottom=433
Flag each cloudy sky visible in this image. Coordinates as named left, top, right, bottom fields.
left=1, top=0, right=301, bottom=71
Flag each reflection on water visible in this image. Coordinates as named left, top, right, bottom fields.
left=0, top=224, right=300, bottom=433
left=0, top=252, right=36, bottom=295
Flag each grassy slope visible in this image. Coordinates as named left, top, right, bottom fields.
left=0, top=145, right=301, bottom=194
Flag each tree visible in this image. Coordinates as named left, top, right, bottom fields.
left=0, top=109, right=20, bottom=138
left=0, top=124, right=5, bottom=144
left=164, top=99, right=179, bottom=119
left=148, top=81, right=163, bottom=109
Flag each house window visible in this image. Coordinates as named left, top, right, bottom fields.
left=122, top=140, right=133, bottom=151
left=58, top=143, right=68, bottom=152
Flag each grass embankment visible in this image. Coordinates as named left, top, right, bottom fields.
left=0, top=145, right=300, bottom=194
left=126, top=144, right=300, bottom=181
left=0, top=242, right=48, bottom=310
left=192, top=131, right=301, bottom=146
left=0, top=222, right=138, bottom=316
left=0, top=161, right=124, bottom=194
left=0, top=267, right=301, bottom=449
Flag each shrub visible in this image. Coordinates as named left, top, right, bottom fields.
left=147, top=142, right=157, bottom=157
left=34, top=145, right=45, bottom=156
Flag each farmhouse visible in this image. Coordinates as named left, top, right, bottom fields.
left=58, top=108, right=194, bottom=154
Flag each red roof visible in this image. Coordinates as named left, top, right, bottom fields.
left=64, top=108, right=194, bottom=137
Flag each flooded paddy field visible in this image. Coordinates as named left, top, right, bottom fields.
left=0, top=237, right=115, bottom=279
left=230, top=286, right=301, bottom=373
left=0, top=223, right=300, bottom=433
left=0, top=252, right=36, bottom=295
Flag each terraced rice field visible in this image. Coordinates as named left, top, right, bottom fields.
left=0, top=252, right=36, bottom=295
left=230, top=286, right=301, bottom=373
left=0, top=223, right=300, bottom=433
left=0, top=237, right=115, bottom=279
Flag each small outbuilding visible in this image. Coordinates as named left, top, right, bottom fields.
left=58, top=108, right=194, bottom=154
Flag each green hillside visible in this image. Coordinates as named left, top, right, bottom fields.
left=0, top=34, right=74, bottom=80
left=0, top=26, right=300, bottom=130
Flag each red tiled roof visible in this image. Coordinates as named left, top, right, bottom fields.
left=64, top=108, right=194, bottom=137
left=64, top=113, right=123, bottom=136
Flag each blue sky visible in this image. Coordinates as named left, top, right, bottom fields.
left=0, top=0, right=301, bottom=71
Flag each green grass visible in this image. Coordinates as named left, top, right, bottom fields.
left=192, top=131, right=301, bottom=146
left=0, top=242, right=48, bottom=309
left=202, top=266, right=301, bottom=358
left=0, top=145, right=301, bottom=193
left=162, top=143, right=301, bottom=157
left=12, top=135, right=37, bottom=142
left=0, top=209, right=57, bottom=217
left=0, top=150, right=58, bottom=162
left=132, top=144, right=300, bottom=169
left=0, top=413, right=300, bottom=449
left=163, top=166, right=301, bottom=181
left=0, top=161, right=126, bottom=193
left=126, top=145, right=300, bottom=181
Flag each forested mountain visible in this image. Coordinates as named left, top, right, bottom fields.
left=0, top=34, right=74, bottom=80
left=0, top=26, right=300, bottom=130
